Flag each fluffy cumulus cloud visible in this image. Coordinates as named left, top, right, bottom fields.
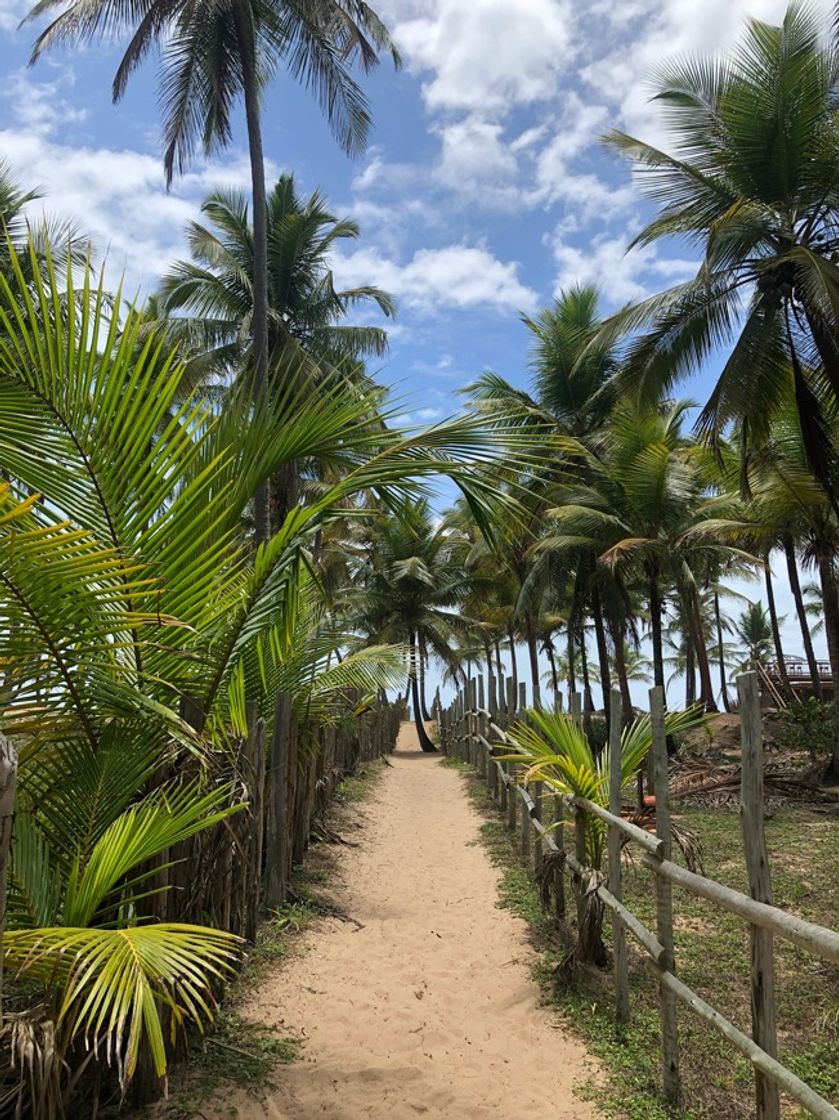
left=390, top=0, right=573, bottom=113
left=333, top=244, right=537, bottom=314
left=583, top=0, right=836, bottom=142
left=0, top=68, right=268, bottom=291
left=551, top=234, right=696, bottom=307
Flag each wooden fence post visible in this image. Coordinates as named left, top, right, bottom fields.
left=570, top=691, right=582, bottom=728
left=533, top=781, right=543, bottom=867
left=265, top=691, right=292, bottom=909
left=507, top=763, right=517, bottom=833
left=608, top=687, right=630, bottom=1030
left=506, top=678, right=516, bottom=721
left=554, top=790, right=566, bottom=920
left=521, top=786, right=531, bottom=865
left=518, top=681, right=527, bottom=714
left=497, top=669, right=506, bottom=720
left=738, top=672, right=781, bottom=1120
left=650, top=685, right=680, bottom=1108
left=488, top=670, right=497, bottom=717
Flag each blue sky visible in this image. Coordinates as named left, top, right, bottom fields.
left=0, top=0, right=832, bottom=702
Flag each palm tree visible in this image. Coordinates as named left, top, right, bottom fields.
left=160, top=176, right=395, bottom=377
left=468, top=285, right=622, bottom=715
left=159, top=176, right=396, bottom=527
left=544, top=402, right=739, bottom=709
left=26, top=0, right=400, bottom=542
left=348, top=503, right=470, bottom=753
left=600, top=4, right=839, bottom=493
left=732, top=602, right=776, bottom=673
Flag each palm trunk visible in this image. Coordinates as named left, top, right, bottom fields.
left=685, top=639, right=695, bottom=706
left=410, top=631, right=436, bottom=753
left=524, top=613, right=541, bottom=709
left=507, top=626, right=519, bottom=706
left=591, top=587, right=611, bottom=723
left=649, top=568, right=666, bottom=694
left=418, top=633, right=431, bottom=721
left=566, top=625, right=576, bottom=696
left=545, top=637, right=559, bottom=695
left=235, top=2, right=270, bottom=545
left=784, top=534, right=821, bottom=699
left=816, top=548, right=839, bottom=776
left=0, top=734, right=17, bottom=1021
left=714, top=590, right=732, bottom=713
left=579, top=628, right=594, bottom=739
left=608, top=615, right=633, bottom=722
left=765, top=552, right=793, bottom=703
left=688, top=586, right=718, bottom=711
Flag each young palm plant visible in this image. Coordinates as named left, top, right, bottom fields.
left=501, top=704, right=707, bottom=961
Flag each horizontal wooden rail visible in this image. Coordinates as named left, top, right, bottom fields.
left=570, top=795, right=665, bottom=858
left=439, top=674, right=839, bottom=1120
left=640, top=854, right=839, bottom=965
left=658, top=969, right=839, bottom=1120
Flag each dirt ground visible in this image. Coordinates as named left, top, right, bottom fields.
left=203, top=722, right=601, bottom=1119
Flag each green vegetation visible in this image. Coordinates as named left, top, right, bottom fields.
left=458, top=767, right=839, bottom=1120
left=2, top=0, right=839, bottom=1112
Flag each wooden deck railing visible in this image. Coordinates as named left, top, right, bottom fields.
left=436, top=673, right=839, bottom=1120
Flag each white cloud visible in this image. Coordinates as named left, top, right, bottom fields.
left=0, top=0, right=28, bottom=30
left=582, top=0, right=835, bottom=142
left=551, top=233, right=695, bottom=307
left=0, top=69, right=274, bottom=293
left=393, top=0, right=573, bottom=113
left=334, top=244, right=538, bottom=314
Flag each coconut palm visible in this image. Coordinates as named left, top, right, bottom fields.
left=542, top=402, right=743, bottom=709
left=347, top=504, right=472, bottom=753
left=159, top=177, right=396, bottom=379
left=27, top=0, right=400, bottom=542
left=601, top=4, right=839, bottom=492
left=501, top=704, right=707, bottom=961
left=732, top=602, right=776, bottom=673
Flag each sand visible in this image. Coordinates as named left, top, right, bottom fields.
left=209, top=722, right=601, bottom=1120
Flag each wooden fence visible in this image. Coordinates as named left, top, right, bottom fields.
left=168, top=698, right=404, bottom=940
left=437, top=673, right=839, bottom=1120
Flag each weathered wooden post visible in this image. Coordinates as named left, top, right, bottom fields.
left=518, top=680, right=527, bottom=715
left=488, top=670, right=497, bottom=718
left=521, top=785, right=531, bottom=865
left=554, top=690, right=563, bottom=714
left=650, top=685, right=680, bottom=1108
left=608, top=687, right=630, bottom=1030
left=738, top=671, right=781, bottom=1120
left=507, top=762, right=517, bottom=833
left=265, top=691, right=292, bottom=908
left=497, top=669, right=506, bottom=721
left=506, top=678, right=516, bottom=721
left=0, top=733, right=17, bottom=1020
left=570, top=690, right=582, bottom=728
left=478, top=674, right=485, bottom=713
left=533, top=780, right=543, bottom=866
left=554, top=790, right=566, bottom=920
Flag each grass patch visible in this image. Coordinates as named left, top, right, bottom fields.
left=153, top=757, right=388, bottom=1118
left=454, top=766, right=839, bottom=1120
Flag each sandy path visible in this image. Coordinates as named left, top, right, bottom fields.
left=213, top=723, right=600, bottom=1120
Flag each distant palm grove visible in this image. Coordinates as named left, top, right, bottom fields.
left=1, top=0, right=839, bottom=1113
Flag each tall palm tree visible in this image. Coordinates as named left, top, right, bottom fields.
left=600, top=4, right=839, bottom=493
left=160, top=176, right=395, bottom=377
left=26, top=0, right=400, bottom=542
left=732, top=602, right=776, bottom=673
left=159, top=176, right=395, bottom=528
left=544, top=402, right=749, bottom=709
left=348, top=503, right=470, bottom=753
